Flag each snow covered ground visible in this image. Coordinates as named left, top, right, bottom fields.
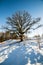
left=0, top=40, right=43, bottom=65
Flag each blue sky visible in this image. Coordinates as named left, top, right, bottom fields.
left=0, top=0, right=43, bottom=36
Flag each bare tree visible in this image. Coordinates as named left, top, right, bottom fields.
left=4, top=11, right=42, bottom=41
left=35, top=35, right=41, bottom=49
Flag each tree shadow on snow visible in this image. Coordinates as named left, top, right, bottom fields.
left=0, top=43, right=43, bottom=65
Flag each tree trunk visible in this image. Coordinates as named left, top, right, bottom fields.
left=20, top=34, right=23, bottom=41
left=21, top=37, right=23, bottom=41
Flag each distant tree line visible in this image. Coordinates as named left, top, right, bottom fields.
left=0, top=31, right=28, bottom=42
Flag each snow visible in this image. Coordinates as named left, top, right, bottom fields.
left=0, top=40, right=43, bottom=65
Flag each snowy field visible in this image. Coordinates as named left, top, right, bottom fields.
left=0, top=39, right=43, bottom=65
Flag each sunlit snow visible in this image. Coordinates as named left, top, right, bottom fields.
left=0, top=40, right=43, bottom=65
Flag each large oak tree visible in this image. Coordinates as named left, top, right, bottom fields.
left=4, top=11, right=42, bottom=41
